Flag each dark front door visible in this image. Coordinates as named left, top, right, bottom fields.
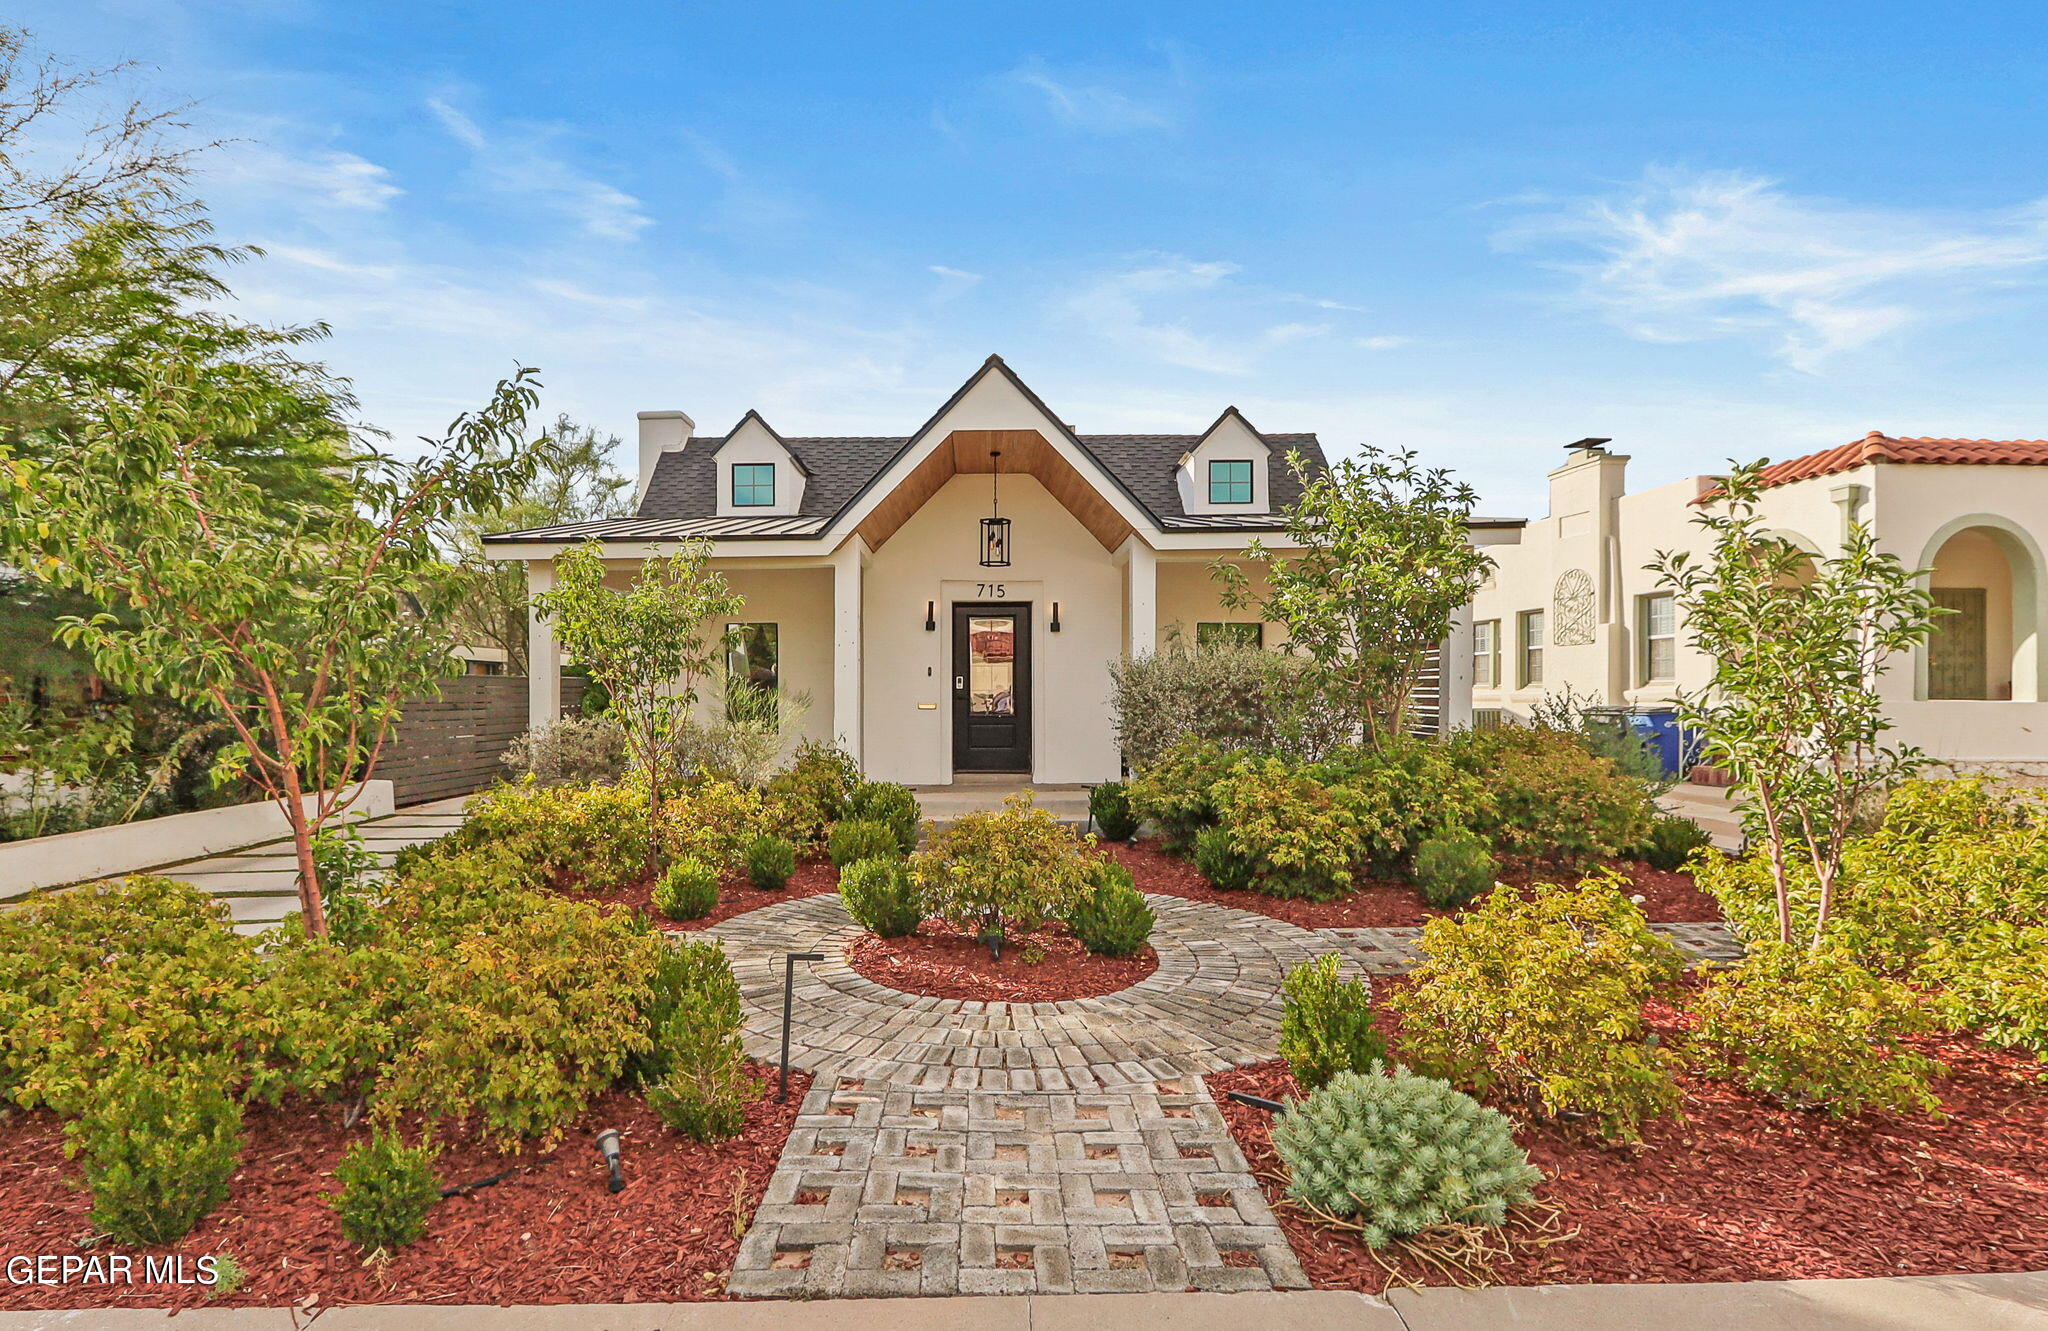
left=952, top=603, right=1032, bottom=773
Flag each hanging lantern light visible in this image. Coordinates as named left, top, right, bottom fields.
left=979, top=449, right=1011, bottom=568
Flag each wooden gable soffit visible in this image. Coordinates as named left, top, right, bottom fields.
left=853, top=428, right=1137, bottom=552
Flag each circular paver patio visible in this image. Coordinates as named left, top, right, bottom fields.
left=703, top=892, right=1365, bottom=1093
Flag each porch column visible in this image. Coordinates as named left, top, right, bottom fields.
left=1124, top=540, right=1157, bottom=657
left=833, top=538, right=865, bottom=764
left=1441, top=602, right=1476, bottom=734
left=526, top=560, right=560, bottom=728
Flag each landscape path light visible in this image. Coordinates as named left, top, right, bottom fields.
left=779, top=951, right=826, bottom=1102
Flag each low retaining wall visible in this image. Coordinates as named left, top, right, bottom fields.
left=0, top=780, right=393, bottom=900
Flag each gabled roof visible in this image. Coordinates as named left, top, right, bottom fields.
left=1697, top=431, right=2048, bottom=502
left=712, top=410, right=813, bottom=475
left=630, top=355, right=1331, bottom=534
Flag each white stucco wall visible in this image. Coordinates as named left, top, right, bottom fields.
left=1473, top=451, right=2048, bottom=766
left=861, top=473, right=1125, bottom=785
left=597, top=561, right=837, bottom=753
left=1155, top=559, right=1284, bottom=649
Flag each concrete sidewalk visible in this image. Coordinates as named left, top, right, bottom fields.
left=5, top=1271, right=2044, bottom=1330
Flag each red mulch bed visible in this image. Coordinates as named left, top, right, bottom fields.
left=1208, top=978, right=2048, bottom=1291
left=565, top=857, right=841, bottom=932
left=1107, top=837, right=1722, bottom=928
left=846, top=918, right=1158, bottom=1002
left=0, top=1064, right=811, bottom=1311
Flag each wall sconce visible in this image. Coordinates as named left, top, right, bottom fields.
left=924, top=600, right=936, bottom=631
left=1050, top=601, right=1062, bottom=633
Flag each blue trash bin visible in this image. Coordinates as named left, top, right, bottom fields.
left=1626, top=708, right=1694, bottom=778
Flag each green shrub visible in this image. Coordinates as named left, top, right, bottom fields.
left=653, top=857, right=720, bottom=921
left=1641, top=814, right=1712, bottom=872
left=632, top=935, right=740, bottom=1081
left=1107, top=645, right=1344, bottom=772
left=827, top=818, right=904, bottom=868
left=1691, top=945, right=1944, bottom=1116
left=312, top=826, right=380, bottom=947
left=848, top=781, right=920, bottom=852
left=642, top=937, right=757, bottom=1141
left=1925, top=924, right=2048, bottom=1066
left=1390, top=876, right=1687, bottom=1141
left=0, top=876, right=259, bottom=1116
left=247, top=933, right=413, bottom=1107
left=1280, top=954, right=1385, bottom=1090
left=910, top=794, right=1098, bottom=938
left=1411, top=831, right=1496, bottom=910
left=1452, top=727, right=1656, bottom=865
left=761, top=741, right=861, bottom=845
left=1211, top=757, right=1363, bottom=900
left=743, top=834, right=797, bottom=891
left=839, top=857, right=925, bottom=938
left=329, top=1129, right=440, bottom=1254
left=1193, top=825, right=1254, bottom=890
left=1125, top=737, right=1249, bottom=853
left=500, top=715, right=631, bottom=787
left=69, top=1060, right=245, bottom=1246
left=1065, top=862, right=1155, bottom=957
left=1090, top=782, right=1140, bottom=841
left=1273, top=1068, right=1542, bottom=1246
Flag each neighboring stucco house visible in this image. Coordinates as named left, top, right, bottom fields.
left=483, top=355, right=1437, bottom=786
left=1471, top=432, right=2048, bottom=775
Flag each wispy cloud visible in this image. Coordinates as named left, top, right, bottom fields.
left=215, top=142, right=402, bottom=210
left=1058, top=256, right=1248, bottom=373
left=1502, top=168, right=2048, bottom=372
left=1357, top=335, right=1411, bottom=350
left=1003, top=55, right=1183, bottom=133
left=426, top=96, right=652, bottom=241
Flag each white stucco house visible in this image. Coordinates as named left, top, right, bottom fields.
left=1471, top=432, right=2048, bottom=775
left=483, top=356, right=1475, bottom=786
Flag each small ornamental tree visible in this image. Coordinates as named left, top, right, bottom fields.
left=1, top=361, right=549, bottom=938
left=1216, top=447, right=1490, bottom=745
left=533, top=539, right=745, bottom=869
left=1651, top=461, right=1940, bottom=951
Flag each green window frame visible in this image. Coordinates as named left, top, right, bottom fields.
left=1639, top=593, right=1676, bottom=683
left=1207, top=459, right=1254, bottom=505
left=731, top=462, right=775, bottom=507
left=1196, top=621, right=1263, bottom=650
left=1518, top=609, right=1545, bottom=687
left=1473, top=619, right=1498, bottom=688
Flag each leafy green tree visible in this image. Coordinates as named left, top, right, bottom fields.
left=440, top=414, right=633, bottom=673
left=1216, top=447, right=1490, bottom=745
left=0, top=362, right=549, bottom=937
left=1651, top=461, right=1940, bottom=950
left=533, top=540, right=745, bottom=868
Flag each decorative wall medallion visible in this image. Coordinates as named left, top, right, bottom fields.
left=1553, top=569, right=1596, bottom=646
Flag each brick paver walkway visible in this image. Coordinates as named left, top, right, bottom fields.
left=728, top=1082, right=1308, bottom=1298
left=1316, top=921, right=1744, bottom=974
left=711, top=892, right=1353, bottom=1296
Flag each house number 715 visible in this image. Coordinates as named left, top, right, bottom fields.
left=976, top=583, right=1006, bottom=597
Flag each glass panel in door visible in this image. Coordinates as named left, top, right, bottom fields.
left=968, top=617, right=1016, bottom=716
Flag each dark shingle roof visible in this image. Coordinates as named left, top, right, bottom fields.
left=630, top=430, right=1331, bottom=531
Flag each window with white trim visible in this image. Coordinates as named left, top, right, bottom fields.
left=1640, top=593, right=1676, bottom=683
left=1473, top=619, right=1499, bottom=688
left=1518, top=609, right=1545, bottom=687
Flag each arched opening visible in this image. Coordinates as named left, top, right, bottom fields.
left=1922, top=523, right=2040, bottom=701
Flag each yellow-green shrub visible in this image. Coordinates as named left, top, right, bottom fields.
left=461, top=779, right=650, bottom=890
left=1125, top=737, right=1251, bottom=852
left=1690, top=944, right=1943, bottom=1116
left=760, top=741, right=861, bottom=846
left=1390, top=875, right=1686, bottom=1141
left=1316, top=737, right=1491, bottom=873
left=911, top=794, right=1097, bottom=937
left=1211, top=757, right=1365, bottom=900
left=663, top=777, right=767, bottom=872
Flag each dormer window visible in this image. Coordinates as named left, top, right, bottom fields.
left=731, top=462, right=775, bottom=507
left=1208, top=459, right=1254, bottom=505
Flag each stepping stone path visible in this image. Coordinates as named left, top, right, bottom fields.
left=711, top=893, right=1344, bottom=1296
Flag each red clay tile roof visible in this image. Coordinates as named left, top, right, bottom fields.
left=1697, top=431, right=2048, bottom=502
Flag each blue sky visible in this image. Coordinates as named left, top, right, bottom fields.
left=19, top=2, right=2048, bottom=512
